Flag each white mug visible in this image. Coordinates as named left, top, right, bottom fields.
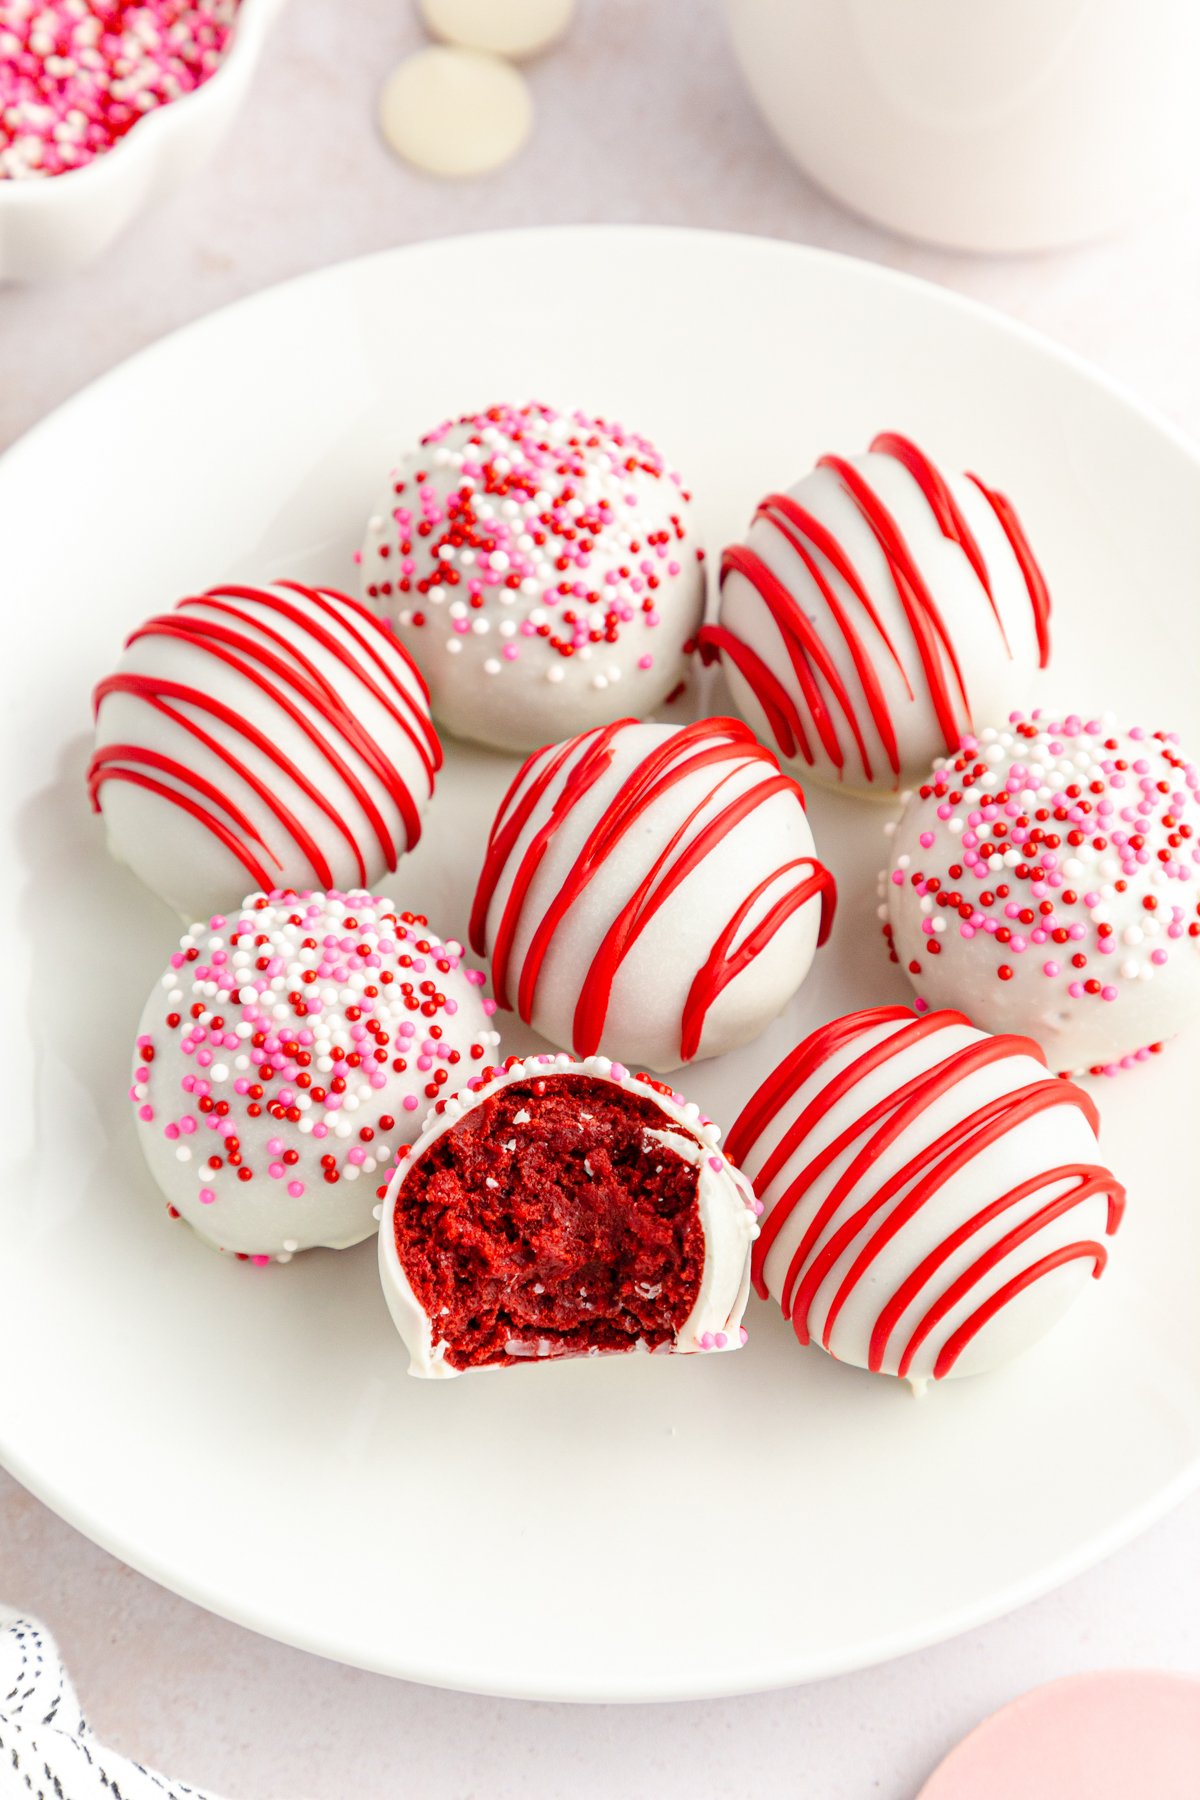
left=721, top=0, right=1198, bottom=252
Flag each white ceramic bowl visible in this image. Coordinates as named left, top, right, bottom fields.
left=721, top=0, right=1199, bottom=253
left=0, top=0, right=287, bottom=283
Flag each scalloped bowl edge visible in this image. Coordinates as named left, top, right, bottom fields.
left=0, top=0, right=289, bottom=283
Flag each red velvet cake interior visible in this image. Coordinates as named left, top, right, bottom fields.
left=392, top=1075, right=706, bottom=1370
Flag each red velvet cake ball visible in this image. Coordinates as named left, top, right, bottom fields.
left=377, top=1053, right=759, bottom=1377
left=882, top=711, right=1200, bottom=1075
left=131, top=888, right=500, bottom=1261
left=703, top=433, right=1051, bottom=795
left=470, top=716, right=836, bottom=1071
left=726, top=1006, right=1124, bottom=1388
left=357, top=401, right=705, bottom=753
left=90, top=581, right=441, bottom=919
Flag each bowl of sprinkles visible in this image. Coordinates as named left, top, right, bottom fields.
left=0, top=0, right=286, bottom=281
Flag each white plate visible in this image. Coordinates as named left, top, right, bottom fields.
left=3, top=227, right=1200, bottom=1702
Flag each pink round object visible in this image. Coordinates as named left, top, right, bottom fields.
left=918, top=1671, right=1200, bottom=1800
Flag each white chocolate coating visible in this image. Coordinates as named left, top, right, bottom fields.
left=131, top=889, right=500, bottom=1259
left=470, top=717, right=834, bottom=1072
left=358, top=402, right=705, bottom=753
left=728, top=1008, right=1123, bottom=1386
left=91, top=582, right=439, bottom=921
left=377, top=1052, right=759, bottom=1378
left=883, top=712, right=1200, bottom=1074
left=712, top=436, right=1048, bottom=794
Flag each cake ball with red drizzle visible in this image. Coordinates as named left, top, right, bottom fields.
left=356, top=401, right=705, bottom=752
left=378, top=1053, right=758, bottom=1378
left=702, top=432, right=1051, bottom=795
left=883, top=711, right=1200, bottom=1075
left=470, top=716, right=836, bottom=1072
left=726, top=1006, right=1124, bottom=1389
left=130, top=889, right=501, bottom=1261
left=90, top=582, right=441, bottom=920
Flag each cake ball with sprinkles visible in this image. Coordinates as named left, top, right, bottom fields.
left=882, top=711, right=1200, bottom=1075
left=130, top=889, right=501, bottom=1261
left=356, top=401, right=705, bottom=753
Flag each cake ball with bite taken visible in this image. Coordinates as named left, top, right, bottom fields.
left=378, top=1052, right=759, bottom=1378
left=882, top=711, right=1200, bottom=1074
left=357, top=401, right=705, bottom=752
left=90, top=582, right=440, bottom=920
left=703, top=432, right=1051, bottom=795
left=130, top=889, right=501, bottom=1261
left=727, top=1006, right=1125, bottom=1388
left=470, top=716, right=836, bottom=1072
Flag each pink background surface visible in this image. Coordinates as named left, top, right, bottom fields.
left=3, top=2, right=1199, bottom=1795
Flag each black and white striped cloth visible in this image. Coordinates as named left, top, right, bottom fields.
left=0, top=1610, right=226, bottom=1800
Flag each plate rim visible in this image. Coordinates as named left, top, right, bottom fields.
left=4, top=223, right=1199, bottom=487
left=2, top=1430, right=1198, bottom=1702
left=4, top=223, right=1200, bottom=1702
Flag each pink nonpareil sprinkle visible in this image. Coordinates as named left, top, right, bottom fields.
left=0, top=1, right=242, bottom=181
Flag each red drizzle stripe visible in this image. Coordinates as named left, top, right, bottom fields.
left=760, top=491, right=912, bottom=683
left=695, top=622, right=811, bottom=765
left=892, top=1169, right=1118, bottom=1379
left=776, top=1039, right=1025, bottom=1326
left=163, top=604, right=420, bottom=849
left=931, top=1242, right=1107, bottom=1379
left=799, top=1083, right=1102, bottom=1355
left=88, top=583, right=435, bottom=890
left=471, top=717, right=836, bottom=1064
left=729, top=1007, right=1123, bottom=1379
left=746, top=1011, right=976, bottom=1294
left=711, top=438, right=1051, bottom=781
left=756, top=494, right=909, bottom=779
left=278, top=579, right=437, bottom=707
left=818, top=452, right=971, bottom=747
left=89, top=766, right=276, bottom=892
left=720, top=544, right=865, bottom=777
left=112, top=619, right=400, bottom=868
left=869, top=431, right=1005, bottom=645
left=91, top=676, right=367, bottom=885
left=679, top=855, right=835, bottom=1063
left=964, top=474, right=1052, bottom=666
left=724, top=1003, right=916, bottom=1169
left=89, top=690, right=349, bottom=887
left=471, top=726, right=621, bottom=1008
left=222, top=582, right=442, bottom=778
